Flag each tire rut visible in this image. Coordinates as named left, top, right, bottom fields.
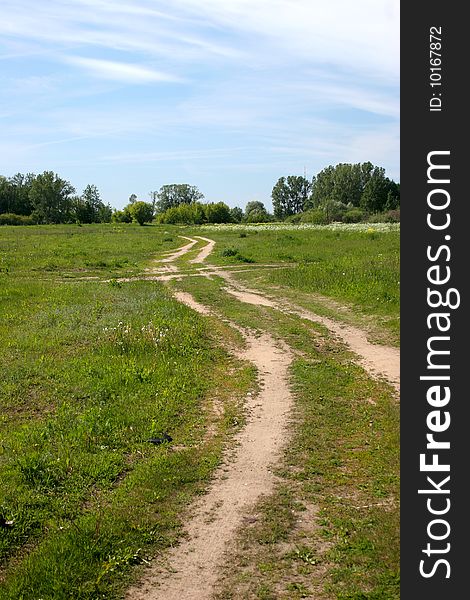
left=126, top=293, right=293, bottom=600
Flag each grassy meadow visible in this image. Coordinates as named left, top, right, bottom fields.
left=195, top=223, right=400, bottom=343
left=172, top=263, right=400, bottom=599
left=0, top=222, right=399, bottom=599
left=0, top=224, right=252, bottom=599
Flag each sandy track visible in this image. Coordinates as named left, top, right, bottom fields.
left=112, top=235, right=398, bottom=390
left=219, top=272, right=400, bottom=393
left=189, top=236, right=216, bottom=264
left=126, top=292, right=293, bottom=600
left=152, top=236, right=198, bottom=265
left=126, top=234, right=399, bottom=599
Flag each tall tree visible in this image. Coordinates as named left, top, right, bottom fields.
left=0, top=176, right=14, bottom=214
left=310, top=162, right=399, bottom=213
left=229, top=206, right=244, bottom=223
left=82, top=184, right=103, bottom=222
left=360, top=167, right=399, bottom=213
left=245, top=201, right=270, bottom=223
left=309, top=165, right=336, bottom=208
left=155, top=184, right=204, bottom=213
left=29, top=171, right=75, bottom=224
left=148, top=191, right=157, bottom=214
left=245, top=201, right=266, bottom=216
left=271, top=175, right=313, bottom=220
left=72, top=184, right=110, bottom=223
left=0, top=173, right=36, bottom=215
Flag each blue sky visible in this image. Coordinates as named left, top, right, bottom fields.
left=1, top=0, right=399, bottom=211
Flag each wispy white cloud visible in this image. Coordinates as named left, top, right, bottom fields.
left=0, top=0, right=399, bottom=207
left=62, top=56, right=183, bottom=84
left=169, top=0, right=400, bottom=79
left=0, top=0, right=398, bottom=74
left=99, top=146, right=252, bottom=164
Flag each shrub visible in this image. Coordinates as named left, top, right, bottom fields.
left=367, top=209, right=400, bottom=223
left=221, top=247, right=239, bottom=257
left=342, top=208, right=365, bottom=223
left=112, top=209, right=132, bottom=223
left=384, top=209, right=400, bottom=222
left=220, top=246, right=254, bottom=263
left=0, top=213, right=34, bottom=226
left=284, top=213, right=302, bottom=224
left=128, top=201, right=154, bottom=225
left=300, top=209, right=328, bottom=225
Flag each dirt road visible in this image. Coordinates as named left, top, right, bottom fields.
left=126, top=235, right=400, bottom=599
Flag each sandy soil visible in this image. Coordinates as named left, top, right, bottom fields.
left=126, top=234, right=400, bottom=600
left=126, top=294, right=293, bottom=600
left=152, top=236, right=198, bottom=265
left=189, top=236, right=216, bottom=264
left=219, top=272, right=400, bottom=394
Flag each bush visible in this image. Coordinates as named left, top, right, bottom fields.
left=284, top=213, right=302, bottom=224
left=221, top=247, right=239, bottom=257
left=204, top=202, right=231, bottom=224
left=128, top=201, right=154, bottom=225
left=112, top=209, right=132, bottom=223
left=367, top=209, right=400, bottom=223
left=220, top=246, right=254, bottom=263
left=384, top=209, right=400, bottom=222
left=342, top=208, right=365, bottom=223
left=300, top=209, right=328, bottom=225
left=0, top=213, right=34, bottom=226
left=157, top=202, right=206, bottom=224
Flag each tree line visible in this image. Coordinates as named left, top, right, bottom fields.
left=0, top=172, right=112, bottom=225
left=1, top=162, right=399, bottom=226
left=271, top=162, right=399, bottom=223
left=146, top=162, right=399, bottom=225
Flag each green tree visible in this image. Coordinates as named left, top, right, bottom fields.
left=245, top=201, right=265, bottom=218
left=323, top=199, right=347, bottom=223
left=310, top=162, right=399, bottom=214
left=271, top=175, right=313, bottom=220
left=128, top=201, right=154, bottom=225
left=97, top=203, right=113, bottom=223
left=72, top=184, right=110, bottom=223
left=82, top=184, right=102, bottom=222
left=244, top=201, right=271, bottom=223
left=204, top=202, right=231, bottom=223
left=155, top=184, right=204, bottom=213
left=157, top=203, right=206, bottom=225
left=0, top=173, right=36, bottom=215
left=331, top=163, right=364, bottom=206
left=309, top=165, right=336, bottom=209
left=148, top=190, right=157, bottom=214
left=29, top=171, right=75, bottom=224
left=229, top=206, right=244, bottom=223
left=360, top=167, right=399, bottom=213
left=112, top=207, right=132, bottom=223
left=0, top=176, right=14, bottom=214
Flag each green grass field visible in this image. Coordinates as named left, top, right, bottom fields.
left=0, top=223, right=399, bottom=599
left=194, top=223, right=399, bottom=343
left=0, top=224, right=252, bottom=599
